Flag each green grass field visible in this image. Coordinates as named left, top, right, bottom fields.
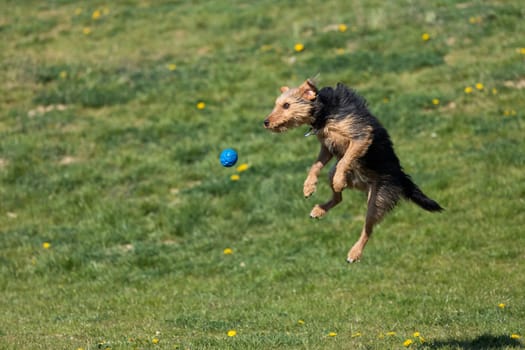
left=1, top=1, right=524, bottom=349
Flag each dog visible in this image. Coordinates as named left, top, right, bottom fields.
left=263, top=79, right=443, bottom=263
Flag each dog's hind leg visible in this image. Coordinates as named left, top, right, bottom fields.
left=346, top=183, right=379, bottom=263
left=310, top=165, right=342, bottom=218
left=346, top=182, right=400, bottom=263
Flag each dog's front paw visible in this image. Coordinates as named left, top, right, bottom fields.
left=332, top=173, right=347, bottom=192
left=303, top=178, right=317, bottom=198
left=309, top=204, right=326, bottom=218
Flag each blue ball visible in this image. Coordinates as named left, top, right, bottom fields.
left=220, top=148, right=238, bottom=167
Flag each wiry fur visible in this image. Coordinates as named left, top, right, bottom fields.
left=264, top=80, right=443, bottom=263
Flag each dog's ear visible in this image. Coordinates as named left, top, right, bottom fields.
left=280, top=86, right=289, bottom=93
left=299, top=79, right=318, bottom=101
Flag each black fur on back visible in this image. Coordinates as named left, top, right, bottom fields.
left=312, top=83, right=369, bottom=130
left=311, top=83, right=443, bottom=212
left=312, top=83, right=400, bottom=173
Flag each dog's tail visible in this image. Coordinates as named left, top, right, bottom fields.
left=400, top=173, right=444, bottom=212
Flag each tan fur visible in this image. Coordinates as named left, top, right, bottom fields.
left=321, top=122, right=373, bottom=192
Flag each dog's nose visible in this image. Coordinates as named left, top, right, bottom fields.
left=263, top=119, right=270, bottom=128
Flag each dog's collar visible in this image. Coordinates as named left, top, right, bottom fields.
left=304, top=127, right=320, bottom=137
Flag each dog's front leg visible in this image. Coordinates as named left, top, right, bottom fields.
left=332, top=133, right=373, bottom=192
left=303, top=144, right=332, bottom=198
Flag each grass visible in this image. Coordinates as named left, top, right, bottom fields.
left=0, top=0, right=524, bottom=349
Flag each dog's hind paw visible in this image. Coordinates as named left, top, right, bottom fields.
left=309, top=205, right=326, bottom=218
left=346, top=246, right=362, bottom=263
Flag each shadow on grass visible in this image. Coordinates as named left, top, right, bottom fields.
left=426, top=334, right=523, bottom=349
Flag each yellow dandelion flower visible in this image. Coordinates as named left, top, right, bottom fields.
left=413, top=332, right=421, bottom=338
left=42, top=242, right=51, bottom=249
left=511, top=334, right=521, bottom=339
left=82, top=27, right=92, bottom=35
left=59, top=71, right=68, bottom=79
left=328, top=332, right=337, bottom=337
left=92, top=9, right=101, bottom=20
left=223, top=248, right=233, bottom=255
left=297, top=320, right=305, bottom=325
left=498, top=303, right=506, bottom=309
left=386, top=331, right=397, bottom=336
left=464, top=86, right=473, bottom=94
left=421, top=33, right=430, bottom=41
left=336, top=48, right=345, bottom=55
left=167, top=63, right=177, bottom=71
left=152, top=338, right=159, bottom=344
left=432, top=98, right=440, bottom=105
left=294, top=43, right=305, bottom=52
left=227, top=330, right=237, bottom=337
left=230, top=174, right=240, bottom=181
left=469, top=16, right=481, bottom=24
left=403, top=339, right=414, bottom=347
left=236, top=163, right=249, bottom=172
left=519, top=48, right=525, bottom=55
left=351, top=332, right=362, bottom=338
left=196, top=101, right=206, bottom=110
left=338, top=24, right=348, bottom=32
left=475, top=82, right=484, bottom=90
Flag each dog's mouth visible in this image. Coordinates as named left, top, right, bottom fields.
left=264, top=124, right=288, bottom=133
left=263, top=119, right=288, bottom=133
left=264, top=118, right=305, bottom=133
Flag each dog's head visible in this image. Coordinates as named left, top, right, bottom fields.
left=263, top=79, right=318, bottom=132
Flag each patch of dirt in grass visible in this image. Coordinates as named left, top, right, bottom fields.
left=59, top=156, right=80, bottom=165
left=28, top=104, right=68, bottom=117
left=504, top=79, right=525, bottom=89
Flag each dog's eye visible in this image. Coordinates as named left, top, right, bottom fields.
left=283, top=102, right=290, bottom=109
